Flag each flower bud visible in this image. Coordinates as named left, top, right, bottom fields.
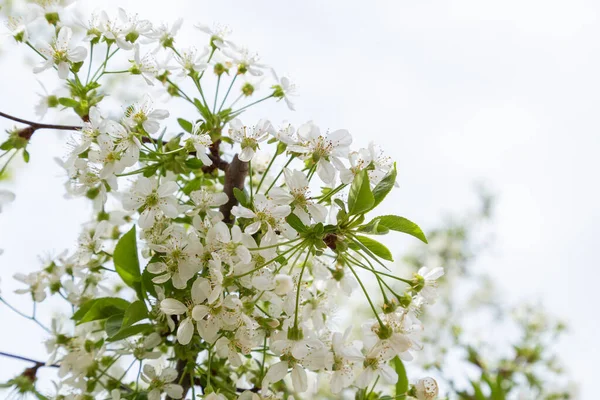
left=414, top=377, right=439, bottom=400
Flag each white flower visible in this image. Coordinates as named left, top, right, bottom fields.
left=14, top=272, right=47, bottom=302
left=270, top=168, right=328, bottom=225
left=34, top=27, right=87, bottom=79
left=188, top=188, right=228, bottom=217
left=355, top=352, right=398, bottom=388
left=0, top=189, right=15, bottom=213
left=88, top=134, right=134, bottom=179
left=74, top=106, right=105, bottom=154
left=141, top=365, right=183, bottom=400
left=228, top=119, right=275, bottom=162
left=123, top=177, right=179, bottom=228
left=147, top=228, right=204, bottom=289
left=175, top=47, right=209, bottom=77
left=105, top=119, right=141, bottom=166
left=186, top=122, right=213, bottom=165
left=119, top=8, right=153, bottom=44
left=98, top=10, right=130, bottom=49
left=123, top=95, right=169, bottom=134
left=148, top=18, right=183, bottom=50
left=194, top=22, right=232, bottom=49
left=76, top=220, right=109, bottom=264
left=271, top=69, right=297, bottom=111
left=339, top=142, right=394, bottom=185
left=232, top=194, right=292, bottom=236
left=130, top=44, right=157, bottom=85
left=415, top=266, right=444, bottom=304
left=223, top=45, right=265, bottom=76
left=5, top=14, right=35, bottom=43
left=329, top=328, right=364, bottom=393
left=288, top=121, right=352, bottom=185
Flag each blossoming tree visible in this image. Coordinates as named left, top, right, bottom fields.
left=0, top=2, right=442, bottom=400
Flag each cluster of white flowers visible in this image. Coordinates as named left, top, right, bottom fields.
left=0, top=2, right=440, bottom=400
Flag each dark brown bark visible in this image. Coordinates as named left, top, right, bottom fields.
left=219, top=154, right=249, bottom=223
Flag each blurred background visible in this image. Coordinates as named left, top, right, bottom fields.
left=0, top=0, right=597, bottom=398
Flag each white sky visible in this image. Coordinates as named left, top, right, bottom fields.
left=0, top=0, right=598, bottom=398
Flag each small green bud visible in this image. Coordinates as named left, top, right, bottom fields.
left=45, top=12, right=60, bottom=25
left=241, top=82, right=254, bottom=96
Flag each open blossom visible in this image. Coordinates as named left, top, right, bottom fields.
left=88, top=134, right=135, bottom=179
left=232, top=194, right=292, bottom=236
left=271, top=69, right=297, bottom=111
left=194, top=22, right=232, bottom=49
left=414, top=266, right=444, bottom=304
left=186, top=121, right=213, bottom=165
left=123, top=177, right=179, bottom=228
left=34, top=26, right=87, bottom=79
left=288, top=121, right=352, bottom=184
left=223, top=45, right=265, bottom=75
left=123, top=95, right=169, bottom=134
left=147, top=228, right=204, bottom=289
left=188, top=188, right=228, bottom=217
left=148, top=18, right=183, bottom=50
left=141, top=365, right=183, bottom=400
left=73, top=106, right=105, bottom=154
left=270, top=168, right=328, bottom=224
left=228, top=118, right=275, bottom=162
left=175, top=47, right=209, bottom=77
left=130, top=44, right=158, bottom=85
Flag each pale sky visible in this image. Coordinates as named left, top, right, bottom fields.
left=0, top=0, right=598, bottom=398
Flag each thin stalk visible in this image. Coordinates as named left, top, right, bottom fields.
left=218, top=74, right=237, bottom=112
left=293, top=250, right=312, bottom=328
left=347, top=264, right=384, bottom=327
left=264, top=156, right=295, bottom=195
left=256, top=151, right=279, bottom=194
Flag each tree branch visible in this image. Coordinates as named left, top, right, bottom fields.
left=220, top=154, right=249, bottom=223
left=0, top=111, right=81, bottom=139
left=0, top=351, right=58, bottom=368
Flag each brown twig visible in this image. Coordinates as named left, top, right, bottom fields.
left=0, top=351, right=58, bottom=368
left=0, top=111, right=81, bottom=138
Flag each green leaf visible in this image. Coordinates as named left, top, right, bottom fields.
left=177, top=118, right=193, bottom=133
left=393, top=357, right=409, bottom=397
left=122, top=300, right=149, bottom=328
left=357, top=218, right=390, bottom=235
left=58, top=97, right=79, bottom=108
left=348, top=169, right=374, bottom=215
left=107, top=323, right=154, bottom=342
left=105, top=314, right=124, bottom=337
left=185, top=158, right=205, bottom=170
left=22, top=149, right=30, bottom=163
left=354, top=235, right=394, bottom=261
left=72, top=297, right=130, bottom=324
left=233, top=187, right=248, bottom=207
left=371, top=163, right=397, bottom=209
left=113, top=226, right=143, bottom=298
left=286, top=213, right=308, bottom=233
left=360, top=215, right=427, bottom=243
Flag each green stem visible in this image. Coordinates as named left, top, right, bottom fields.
left=85, top=42, right=94, bottom=85
left=293, top=250, right=311, bottom=328
left=213, top=74, right=221, bottom=113
left=256, top=151, right=279, bottom=194
left=218, top=74, right=237, bottom=112
left=230, top=94, right=274, bottom=116
left=0, top=297, right=52, bottom=333
left=264, top=156, right=295, bottom=195
left=347, top=264, right=385, bottom=327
